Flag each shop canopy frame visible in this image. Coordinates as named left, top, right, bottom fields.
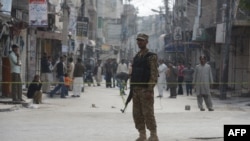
left=164, top=42, right=201, bottom=53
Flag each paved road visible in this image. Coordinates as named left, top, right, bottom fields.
left=0, top=85, right=250, bottom=141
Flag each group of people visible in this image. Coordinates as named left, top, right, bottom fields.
left=156, top=60, right=194, bottom=98
left=26, top=54, right=87, bottom=103
left=156, top=57, right=214, bottom=100
left=155, top=57, right=214, bottom=112
left=8, top=33, right=214, bottom=141
left=102, top=58, right=132, bottom=96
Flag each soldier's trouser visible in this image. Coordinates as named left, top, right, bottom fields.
left=197, top=94, right=213, bottom=109
left=11, top=73, right=22, bottom=101
left=132, top=88, right=157, bottom=132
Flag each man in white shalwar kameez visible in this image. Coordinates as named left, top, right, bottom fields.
left=193, top=55, right=214, bottom=111
left=157, top=60, right=168, bottom=98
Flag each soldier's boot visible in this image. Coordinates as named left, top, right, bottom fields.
left=147, top=130, right=159, bottom=141
left=135, top=130, right=147, bottom=141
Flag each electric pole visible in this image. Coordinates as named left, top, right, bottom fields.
left=220, top=0, right=233, bottom=99
left=62, top=0, right=69, bottom=55
left=79, top=0, right=85, bottom=59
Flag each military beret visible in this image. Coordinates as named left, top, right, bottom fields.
left=136, top=33, right=149, bottom=41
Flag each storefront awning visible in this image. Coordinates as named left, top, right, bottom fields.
left=165, top=42, right=201, bottom=53
left=165, top=43, right=185, bottom=52
left=99, top=54, right=117, bottom=60
left=183, top=42, right=201, bottom=48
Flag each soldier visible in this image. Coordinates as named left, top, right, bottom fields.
left=130, top=33, right=159, bottom=141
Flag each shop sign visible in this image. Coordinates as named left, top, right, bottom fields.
left=36, top=31, right=62, bottom=40
left=29, top=0, right=48, bottom=26
left=76, top=17, right=89, bottom=37
left=0, top=0, right=12, bottom=15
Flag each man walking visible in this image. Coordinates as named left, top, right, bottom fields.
left=48, top=56, right=67, bottom=98
left=157, top=59, right=167, bottom=98
left=130, top=33, right=159, bottom=141
left=193, top=55, right=214, bottom=111
left=117, top=59, right=128, bottom=90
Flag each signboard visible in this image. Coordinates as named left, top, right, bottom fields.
left=0, top=0, right=12, bottom=15
left=192, top=17, right=199, bottom=41
left=101, top=44, right=111, bottom=51
left=36, top=31, right=62, bottom=40
left=68, top=7, right=77, bottom=35
left=174, top=26, right=182, bottom=40
left=216, top=23, right=226, bottom=43
left=62, top=45, right=68, bottom=53
left=76, top=17, right=89, bottom=37
left=107, top=23, right=121, bottom=46
left=29, top=0, right=48, bottom=26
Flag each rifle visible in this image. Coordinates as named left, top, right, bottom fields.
left=121, top=86, right=133, bottom=113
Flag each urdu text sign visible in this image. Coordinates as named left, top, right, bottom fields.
left=76, top=17, right=89, bottom=37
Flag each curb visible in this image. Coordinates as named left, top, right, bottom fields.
left=0, top=100, right=32, bottom=112
left=0, top=105, right=20, bottom=112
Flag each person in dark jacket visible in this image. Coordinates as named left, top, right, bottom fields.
left=84, top=61, right=94, bottom=86
left=166, top=62, right=178, bottom=98
left=48, top=56, right=67, bottom=98
left=27, top=75, right=42, bottom=104
left=104, top=59, right=112, bottom=88
left=72, top=58, right=85, bottom=97
left=40, top=52, right=51, bottom=93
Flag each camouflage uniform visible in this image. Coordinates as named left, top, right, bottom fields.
left=131, top=47, right=159, bottom=141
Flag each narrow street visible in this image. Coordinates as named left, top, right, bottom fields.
left=0, top=85, right=250, bottom=141
left=1, top=1, right=250, bottom=141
